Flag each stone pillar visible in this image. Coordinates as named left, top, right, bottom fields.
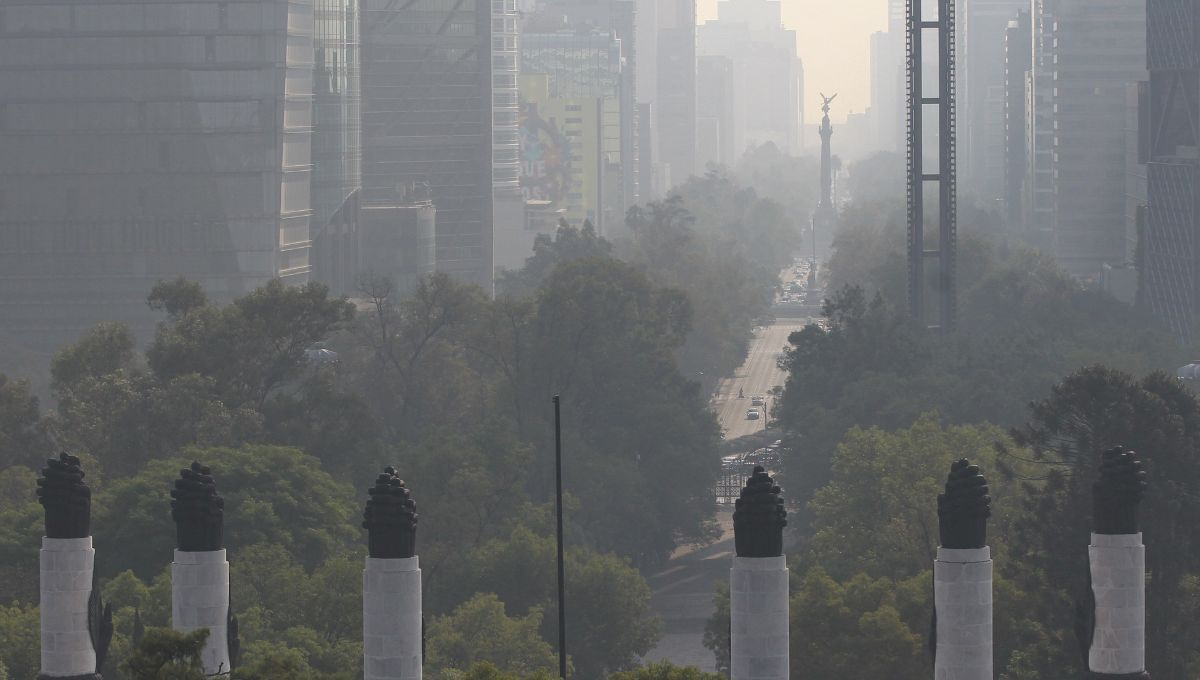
left=730, top=465, right=788, bottom=680
left=171, top=549, right=230, bottom=673
left=37, top=453, right=111, bottom=680
left=362, top=467, right=421, bottom=680
left=1085, top=447, right=1150, bottom=679
left=170, top=462, right=234, bottom=676
left=933, top=459, right=992, bottom=680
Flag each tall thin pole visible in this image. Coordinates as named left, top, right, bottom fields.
left=553, top=395, right=567, bottom=679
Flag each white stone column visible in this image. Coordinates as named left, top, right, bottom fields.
left=1088, top=533, right=1145, bottom=675
left=730, top=555, right=789, bottom=680
left=40, top=536, right=97, bottom=678
left=934, top=546, right=992, bottom=680
left=364, top=555, right=422, bottom=680
left=172, top=549, right=230, bottom=675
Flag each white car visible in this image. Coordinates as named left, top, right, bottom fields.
left=745, top=409, right=761, bottom=420
left=751, top=395, right=765, bottom=406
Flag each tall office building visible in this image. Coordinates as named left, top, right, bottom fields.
left=697, top=55, right=735, bottom=168
left=0, top=0, right=361, bottom=346
left=362, top=0, right=495, bottom=291
left=526, top=0, right=640, bottom=208
left=1002, top=10, right=1030, bottom=232
left=1051, top=0, right=1145, bottom=277
left=698, top=0, right=803, bottom=158
left=1023, top=0, right=1055, bottom=248
left=961, top=0, right=1026, bottom=204
left=866, top=0, right=907, bottom=155
left=1141, top=0, right=1200, bottom=340
left=1026, top=0, right=1145, bottom=276
left=312, top=0, right=364, bottom=296
left=493, top=0, right=525, bottom=277
left=869, top=29, right=903, bottom=153
left=657, top=0, right=696, bottom=187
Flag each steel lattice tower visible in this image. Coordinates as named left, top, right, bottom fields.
left=906, top=0, right=957, bottom=330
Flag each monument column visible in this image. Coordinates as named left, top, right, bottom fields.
left=37, top=452, right=111, bottom=680
left=730, top=465, right=789, bottom=680
left=170, top=462, right=237, bottom=676
left=362, top=467, right=422, bottom=680
left=933, top=459, right=993, bottom=680
left=1085, top=447, right=1150, bottom=679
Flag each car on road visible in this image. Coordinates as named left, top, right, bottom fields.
left=751, top=395, right=765, bottom=406
left=745, top=408, right=761, bottom=420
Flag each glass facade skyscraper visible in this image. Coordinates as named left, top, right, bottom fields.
left=0, top=0, right=362, bottom=344
left=312, top=0, right=364, bottom=295
left=362, top=0, right=495, bottom=291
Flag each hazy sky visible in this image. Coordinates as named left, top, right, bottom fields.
left=697, top=0, right=887, bottom=124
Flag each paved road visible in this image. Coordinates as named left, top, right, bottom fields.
left=642, top=318, right=808, bottom=671
left=712, top=322, right=807, bottom=440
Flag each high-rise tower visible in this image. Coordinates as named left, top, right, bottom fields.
left=362, top=0, right=495, bottom=292
left=0, top=0, right=362, bottom=348
left=1142, top=0, right=1200, bottom=341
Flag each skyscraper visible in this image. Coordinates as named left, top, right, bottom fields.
left=870, top=29, right=903, bottom=153
left=362, top=0, right=495, bottom=291
left=1002, top=10, right=1031, bottom=232
left=697, top=0, right=804, bottom=157
left=657, top=0, right=697, bottom=187
left=1141, top=0, right=1200, bottom=340
left=697, top=55, right=736, bottom=168
left=312, top=0, right=364, bottom=296
left=961, top=0, right=1026, bottom=205
left=1027, top=0, right=1146, bottom=276
left=0, top=0, right=360, bottom=345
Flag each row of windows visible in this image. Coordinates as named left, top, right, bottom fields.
left=0, top=69, right=286, bottom=100
left=0, top=34, right=294, bottom=66
left=0, top=100, right=270, bottom=132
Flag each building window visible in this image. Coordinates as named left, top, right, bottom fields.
left=64, top=188, right=78, bottom=217
left=159, top=141, right=172, bottom=170
left=218, top=3, right=228, bottom=29
left=205, top=35, right=216, bottom=63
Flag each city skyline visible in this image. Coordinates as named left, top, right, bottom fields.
left=698, top=0, right=886, bottom=125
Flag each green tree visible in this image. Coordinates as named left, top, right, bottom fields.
left=497, top=220, right=613, bottom=296
left=146, top=277, right=208, bottom=320
left=733, top=142, right=819, bottom=241
left=94, top=445, right=358, bottom=579
left=234, top=644, right=317, bottom=680
left=425, top=593, right=559, bottom=677
left=526, top=257, right=720, bottom=565
left=0, top=602, right=39, bottom=680
left=147, top=279, right=354, bottom=410
left=429, top=661, right=556, bottom=680
left=47, top=323, right=261, bottom=477
left=445, top=525, right=661, bottom=678
left=125, top=627, right=208, bottom=680
left=805, top=414, right=1023, bottom=581
left=0, top=373, right=53, bottom=469
left=788, top=567, right=929, bottom=680
left=348, top=272, right=488, bottom=447
left=608, top=661, right=726, bottom=680
left=1005, top=366, right=1200, bottom=679
left=50, top=321, right=137, bottom=394
left=0, top=467, right=43, bottom=604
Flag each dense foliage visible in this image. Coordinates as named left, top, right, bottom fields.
left=0, top=170, right=797, bottom=678
left=718, top=154, right=1200, bottom=679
